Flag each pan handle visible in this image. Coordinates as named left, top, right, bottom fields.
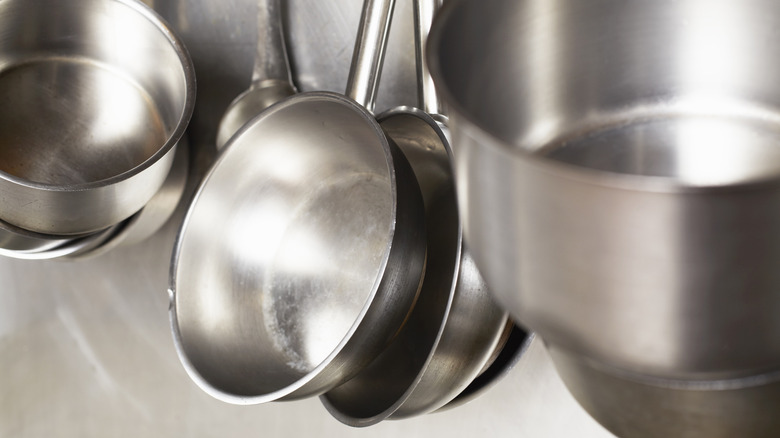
left=215, top=0, right=296, bottom=149
left=345, top=0, right=396, bottom=113
left=252, top=0, right=295, bottom=88
left=414, top=0, right=443, bottom=116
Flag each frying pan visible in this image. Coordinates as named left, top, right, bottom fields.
left=170, top=0, right=426, bottom=403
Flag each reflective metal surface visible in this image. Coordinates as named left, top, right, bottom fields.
left=71, top=138, right=190, bottom=259
left=0, top=219, right=80, bottom=254
left=440, top=327, right=534, bottom=412
left=322, top=107, right=511, bottom=426
left=0, top=0, right=194, bottom=235
left=322, top=1, right=514, bottom=421
left=171, top=93, right=425, bottom=403
left=429, top=0, right=780, bottom=435
left=0, top=137, right=189, bottom=260
left=171, top=0, right=428, bottom=404
left=215, top=0, right=296, bottom=150
left=1, top=0, right=614, bottom=436
left=0, top=220, right=121, bottom=260
left=550, top=347, right=780, bottom=438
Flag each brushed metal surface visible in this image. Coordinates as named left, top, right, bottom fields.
left=0, top=219, right=79, bottom=254
left=0, top=0, right=613, bottom=436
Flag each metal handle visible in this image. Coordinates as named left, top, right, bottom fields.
left=345, top=0, right=396, bottom=113
left=252, top=0, right=294, bottom=87
left=215, top=0, right=297, bottom=149
left=413, top=0, right=442, bottom=116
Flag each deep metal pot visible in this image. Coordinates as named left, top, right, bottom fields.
left=429, top=0, right=780, bottom=435
left=0, top=0, right=195, bottom=235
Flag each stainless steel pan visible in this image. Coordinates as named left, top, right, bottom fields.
left=170, top=0, right=426, bottom=404
left=0, top=220, right=83, bottom=254
left=0, top=137, right=190, bottom=260
left=0, top=0, right=195, bottom=235
left=428, top=0, right=780, bottom=435
left=322, top=0, right=514, bottom=425
left=215, top=0, right=297, bottom=150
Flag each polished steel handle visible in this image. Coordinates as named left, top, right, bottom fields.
left=413, top=0, right=442, bottom=116
left=215, top=0, right=296, bottom=149
left=346, top=0, right=396, bottom=112
left=252, top=0, right=294, bottom=88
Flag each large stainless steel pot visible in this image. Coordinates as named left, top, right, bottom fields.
left=0, top=0, right=195, bottom=235
left=428, top=0, right=780, bottom=435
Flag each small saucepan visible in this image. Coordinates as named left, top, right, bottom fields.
left=170, top=0, right=426, bottom=403
left=0, top=0, right=195, bottom=235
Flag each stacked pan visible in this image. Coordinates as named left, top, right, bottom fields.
left=0, top=0, right=530, bottom=426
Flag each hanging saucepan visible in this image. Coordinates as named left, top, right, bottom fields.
left=0, top=0, right=195, bottom=236
left=67, top=136, right=191, bottom=259
left=321, top=0, right=517, bottom=425
left=0, top=136, right=190, bottom=260
left=169, top=0, right=426, bottom=403
left=428, top=0, right=780, bottom=435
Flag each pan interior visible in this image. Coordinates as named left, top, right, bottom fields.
left=0, top=58, right=166, bottom=185
left=174, top=95, right=395, bottom=398
left=433, top=0, right=780, bottom=186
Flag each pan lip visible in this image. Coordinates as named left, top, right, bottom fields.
left=0, top=0, right=196, bottom=193
left=169, top=91, right=402, bottom=404
left=426, top=0, right=780, bottom=196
